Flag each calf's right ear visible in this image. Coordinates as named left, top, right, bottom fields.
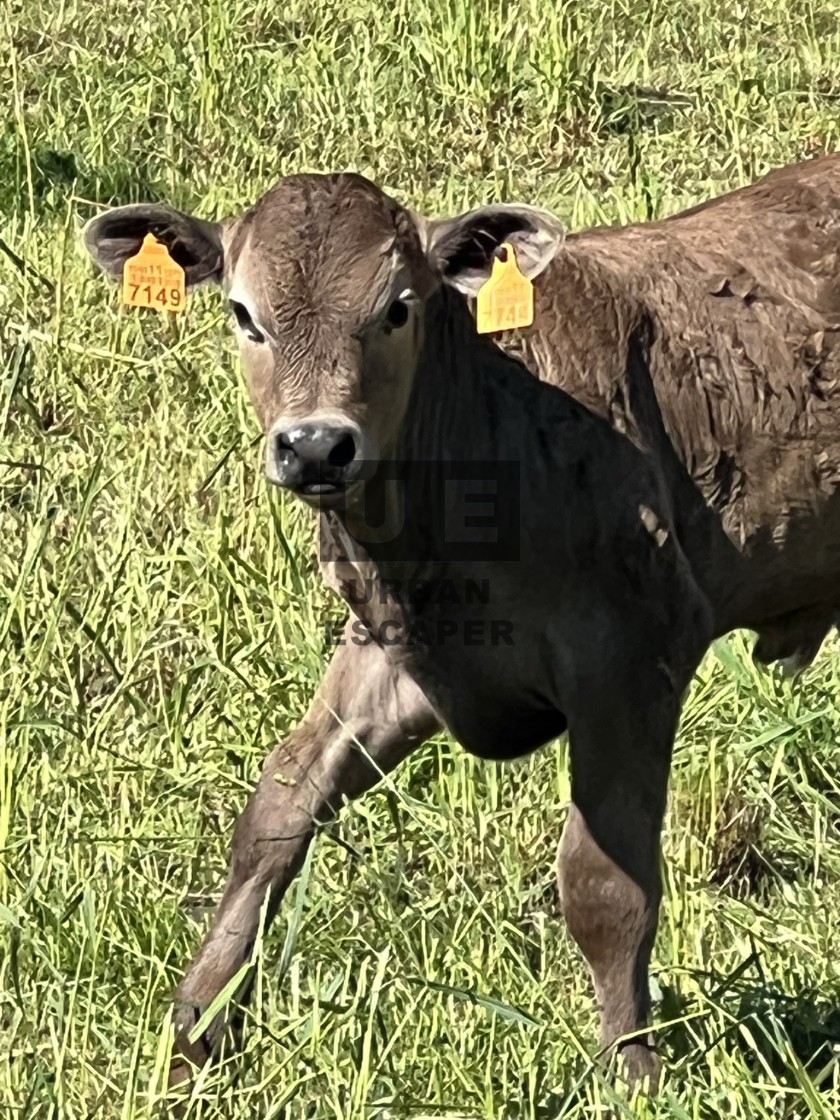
left=83, top=204, right=224, bottom=289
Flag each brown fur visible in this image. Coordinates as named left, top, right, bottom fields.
left=514, top=158, right=840, bottom=659
left=83, top=155, right=840, bottom=1095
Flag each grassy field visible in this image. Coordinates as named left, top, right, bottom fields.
left=2, top=0, right=840, bottom=1115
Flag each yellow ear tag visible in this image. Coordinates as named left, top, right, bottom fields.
left=122, top=233, right=186, bottom=312
left=475, top=242, right=534, bottom=334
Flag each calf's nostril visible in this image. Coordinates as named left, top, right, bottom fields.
left=327, top=433, right=357, bottom=468
left=274, top=431, right=296, bottom=456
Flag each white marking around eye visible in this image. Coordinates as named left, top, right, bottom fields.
left=227, top=273, right=259, bottom=319
left=226, top=240, right=272, bottom=337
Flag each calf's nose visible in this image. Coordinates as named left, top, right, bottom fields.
left=267, top=421, right=361, bottom=493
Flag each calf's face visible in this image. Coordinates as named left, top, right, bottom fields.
left=84, top=174, right=564, bottom=507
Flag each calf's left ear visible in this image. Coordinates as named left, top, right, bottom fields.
left=423, top=203, right=566, bottom=297
left=83, top=203, right=225, bottom=289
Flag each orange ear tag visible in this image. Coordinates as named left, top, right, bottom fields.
left=475, top=242, right=534, bottom=334
left=122, top=233, right=186, bottom=312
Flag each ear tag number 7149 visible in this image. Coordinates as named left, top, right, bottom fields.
left=122, top=233, right=186, bottom=312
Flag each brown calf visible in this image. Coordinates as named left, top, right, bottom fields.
left=84, top=154, right=840, bottom=1091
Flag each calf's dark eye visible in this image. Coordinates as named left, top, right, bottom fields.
left=385, top=299, right=410, bottom=329
left=230, top=300, right=265, bottom=344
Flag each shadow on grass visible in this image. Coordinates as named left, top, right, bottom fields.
left=0, top=134, right=166, bottom=220
left=662, top=964, right=840, bottom=1094
left=499, top=968, right=840, bottom=1118
left=731, top=984, right=840, bottom=1091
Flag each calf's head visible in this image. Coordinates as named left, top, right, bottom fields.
left=84, top=174, right=564, bottom=506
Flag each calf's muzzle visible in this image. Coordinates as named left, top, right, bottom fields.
left=266, top=418, right=364, bottom=498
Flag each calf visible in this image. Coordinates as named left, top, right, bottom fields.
left=84, top=155, right=840, bottom=1091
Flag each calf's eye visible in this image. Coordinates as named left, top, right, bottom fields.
left=385, top=299, right=410, bottom=329
left=230, top=300, right=265, bottom=344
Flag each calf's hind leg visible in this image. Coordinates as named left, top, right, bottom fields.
left=557, top=682, right=683, bottom=1090
left=170, top=625, right=440, bottom=1086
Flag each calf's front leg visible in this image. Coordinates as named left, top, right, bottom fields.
left=169, top=623, right=440, bottom=1086
left=557, top=681, right=683, bottom=1091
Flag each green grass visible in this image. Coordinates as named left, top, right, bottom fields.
left=2, top=0, right=840, bottom=1115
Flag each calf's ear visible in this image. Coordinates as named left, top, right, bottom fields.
left=423, top=203, right=565, bottom=297
left=83, top=203, right=224, bottom=289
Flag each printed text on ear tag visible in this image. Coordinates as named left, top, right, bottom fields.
left=122, top=233, right=186, bottom=312
left=475, top=242, right=534, bottom=334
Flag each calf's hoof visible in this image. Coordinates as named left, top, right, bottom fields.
left=167, top=1001, right=246, bottom=1092
left=167, top=1004, right=214, bottom=1092
left=616, top=1042, right=661, bottom=1094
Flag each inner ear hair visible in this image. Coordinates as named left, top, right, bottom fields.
left=440, top=214, right=537, bottom=277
